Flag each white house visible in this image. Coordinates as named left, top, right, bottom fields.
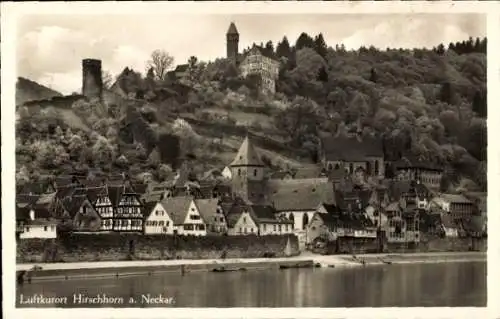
left=162, top=196, right=207, bottom=236
left=226, top=204, right=293, bottom=236
left=143, top=201, right=175, bottom=235
left=16, top=205, right=57, bottom=239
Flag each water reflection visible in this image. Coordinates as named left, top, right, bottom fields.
left=17, top=262, right=486, bottom=307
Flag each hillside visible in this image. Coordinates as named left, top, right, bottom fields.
left=16, top=77, right=63, bottom=106
left=15, top=35, right=487, bottom=193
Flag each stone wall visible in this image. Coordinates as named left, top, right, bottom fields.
left=16, top=234, right=300, bottom=263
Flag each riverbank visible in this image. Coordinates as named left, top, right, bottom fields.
left=16, top=251, right=486, bottom=283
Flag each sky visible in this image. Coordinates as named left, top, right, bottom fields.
left=16, top=13, right=486, bottom=95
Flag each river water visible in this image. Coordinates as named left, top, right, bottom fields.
left=17, top=261, right=486, bottom=307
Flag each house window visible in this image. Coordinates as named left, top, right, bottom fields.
left=253, top=169, right=257, bottom=177
left=349, top=163, right=354, bottom=174
left=250, top=228, right=253, bottom=233
left=243, top=216, right=247, bottom=223
left=263, top=224, right=267, bottom=231
left=273, top=225, right=276, bottom=231
left=44, top=226, right=48, bottom=231
left=190, top=215, right=200, bottom=220
left=302, top=214, right=309, bottom=230
left=328, top=163, right=333, bottom=170
left=238, top=169, right=241, bottom=176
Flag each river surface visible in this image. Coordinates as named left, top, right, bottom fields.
left=17, top=261, right=486, bottom=307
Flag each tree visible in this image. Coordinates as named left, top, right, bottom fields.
left=146, top=49, right=174, bottom=81
left=102, top=71, right=114, bottom=89
left=314, top=33, right=328, bottom=58
left=263, top=41, right=275, bottom=57
left=369, top=68, right=378, bottom=83
left=472, top=90, right=487, bottom=117
left=276, top=36, right=291, bottom=59
left=295, top=32, right=315, bottom=50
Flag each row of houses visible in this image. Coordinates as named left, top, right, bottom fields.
left=16, top=176, right=485, bottom=248
left=16, top=136, right=485, bottom=249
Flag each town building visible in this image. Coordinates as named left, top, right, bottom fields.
left=318, top=134, right=385, bottom=179
left=161, top=196, right=207, bottom=236
left=226, top=22, right=280, bottom=94
left=394, top=158, right=443, bottom=190
left=16, top=205, right=57, bottom=239
left=226, top=204, right=293, bottom=236
left=143, top=201, right=175, bottom=235
left=60, top=188, right=101, bottom=232
left=430, top=193, right=475, bottom=222
left=195, top=198, right=228, bottom=235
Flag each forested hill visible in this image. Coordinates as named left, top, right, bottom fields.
left=16, top=77, right=63, bottom=106
left=16, top=35, right=487, bottom=193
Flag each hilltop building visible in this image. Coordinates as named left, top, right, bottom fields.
left=226, top=22, right=280, bottom=94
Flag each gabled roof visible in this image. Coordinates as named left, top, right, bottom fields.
left=440, top=193, right=473, bottom=204
left=394, top=157, right=443, bottom=171
left=321, top=203, right=340, bottom=214
left=227, top=22, right=239, bottom=35
left=86, top=186, right=107, bottom=204
left=55, top=184, right=78, bottom=200
left=160, top=196, right=195, bottom=225
left=131, top=183, right=148, bottom=195
left=16, top=194, right=40, bottom=207
left=35, top=192, right=56, bottom=206
left=226, top=204, right=246, bottom=228
left=143, top=201, right=159, bottom=219
left=174, top=64, right=189, bottom=73
left=107, top=185, right=125, bottom=207
left=315, top=212, right=339, bottom=229
left=321, top=135, right=383, bottom=161
left=268, top=178, right=335, bottom=211
left=229, top=136, right=264, bottom=167
left=195, top=198, right=220, bottom=223
left=62, top=195, right=88, bottom=218
left=249, top=205, right=290, bottom=224
left=16, top=205, right=31, bottom=220
left=32, top=204, right=52, bottom=219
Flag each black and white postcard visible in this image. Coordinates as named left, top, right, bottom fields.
left=1, top=1, right=498, bottom=319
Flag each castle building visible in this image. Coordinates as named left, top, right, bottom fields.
left=226, top=22, right=280, bottom=94
left=82, top=58, right=103, bottom=101
left=226, top=22, right=240, bottom=63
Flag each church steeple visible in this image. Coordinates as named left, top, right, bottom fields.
left=229, top=135, right=264, bottom=168
left=226, top=22, right=239, bottom=62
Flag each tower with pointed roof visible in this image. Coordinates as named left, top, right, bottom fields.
left=229, top=135, right=266, bottom=203
left=226, top=22, right=239, bottom=63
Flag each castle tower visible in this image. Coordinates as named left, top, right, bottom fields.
left=229, top=135, right=265, bottom=203
left=82, top=58, right=103, bottom=100
left=226, top=22, right=239, bottom=63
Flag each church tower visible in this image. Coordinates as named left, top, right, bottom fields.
left=226, top=22, right=239, bottom=63
left=229, top=135, right=265, bottom=204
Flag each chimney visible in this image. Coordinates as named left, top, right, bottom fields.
left=82, top=58, right=103, bottom=100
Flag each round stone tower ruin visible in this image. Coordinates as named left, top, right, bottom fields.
left=82, top=58, right=103, bottom=100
